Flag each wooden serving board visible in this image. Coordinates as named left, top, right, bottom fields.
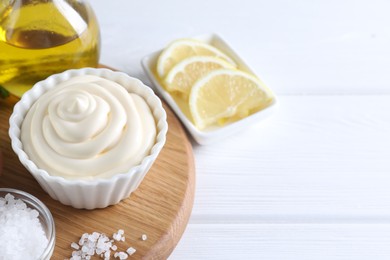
left=0, top=71, right=195, bottom=259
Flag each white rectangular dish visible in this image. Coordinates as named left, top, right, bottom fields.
left=141, top=33, right=278, bottom=145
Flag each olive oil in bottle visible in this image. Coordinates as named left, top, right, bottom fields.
left=0, top=0, right=101, bottom=98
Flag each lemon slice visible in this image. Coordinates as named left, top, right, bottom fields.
left=189, top=69, right=273, bottom=129
left=157, top=39, right=236, bottom=78
left=164, top=56, right=236, bottom=99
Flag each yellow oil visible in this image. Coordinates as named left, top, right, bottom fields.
left=0, top=0, right=100, bottom=98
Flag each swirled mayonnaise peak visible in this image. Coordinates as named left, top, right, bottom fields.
left=21, top=75, right=157, bottom=180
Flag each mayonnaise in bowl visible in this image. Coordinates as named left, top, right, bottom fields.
left=21, top=75, right=156, bottom=180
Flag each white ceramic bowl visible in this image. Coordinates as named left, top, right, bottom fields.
left=9, top=68, right=168, bottom=209
left=142, top=33, right=278, bottom=145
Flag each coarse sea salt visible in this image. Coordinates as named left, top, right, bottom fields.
left=0, top=193, right=48, bottom=260
left=69, top=229, right=146, bottom=260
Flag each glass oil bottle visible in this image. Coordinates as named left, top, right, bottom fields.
left=0, top=0, right=101, bottom=99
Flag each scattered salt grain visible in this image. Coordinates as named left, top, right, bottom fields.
left=141, top=234, right=148, bottom=241
left=113, top=229, right=125, bottom=241
left=71, top=242, right=80, bottom=250
left=70, top=232, right=113, bottom=260
left=69, top=229, right=140, bottom=260
left=0, top=193, right=48, bottom=260
left=126, top=247, right=136, bottom=256
left=114, top=251, right=128, bottom=259
left=81, top=245, right=89, bottom=253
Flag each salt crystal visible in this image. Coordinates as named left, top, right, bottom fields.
left=71, top=242, right=80, bottom=250
left=5, top=193, right=13, bottom=201
left=0, top=193, right=48, bottom=260
left=113, top=233, right=121, bottom=241
left=96, top=247, right=104, bottom=255
left=81, top=245, right=89, bottom=253
left=69, top=229, right=141, bottom=260
left=79, top=233, right=88, bottom=245
left=88, top=233, right=98, bottom=242
left=87, top=247, right=95, bottom=255
left=114, top=251, right=128, bottom=259
left=141, top=234, right=148, bottom=241
left=99, top=235, right=109, bottom=243
left=126, top=247, right=136, bottom=256
left=113, top=229, right=126, bottom=242
left=92, top=232, right=100, bottom=239
left=29, top=209, right=39, bottom=218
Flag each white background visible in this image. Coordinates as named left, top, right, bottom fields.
left=90, top=1, right=390, bottom=259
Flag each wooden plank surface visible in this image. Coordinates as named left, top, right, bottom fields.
left=170, top=224, right=390, bottom=260
left=91, top=0, right=390, bottom=96
left=0, top=89, right=195, bottom=259
left=190, top=95, right=390, bottom=218
left=170, top=95, right=390, bottom=259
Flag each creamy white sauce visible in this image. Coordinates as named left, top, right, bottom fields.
left=21, top=75, right=156, bottom=180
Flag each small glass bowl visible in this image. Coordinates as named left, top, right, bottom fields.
left=0, top=188, right=55, bottom=259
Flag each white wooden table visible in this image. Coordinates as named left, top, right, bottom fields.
left=91, top=0, right=390, bottom=259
